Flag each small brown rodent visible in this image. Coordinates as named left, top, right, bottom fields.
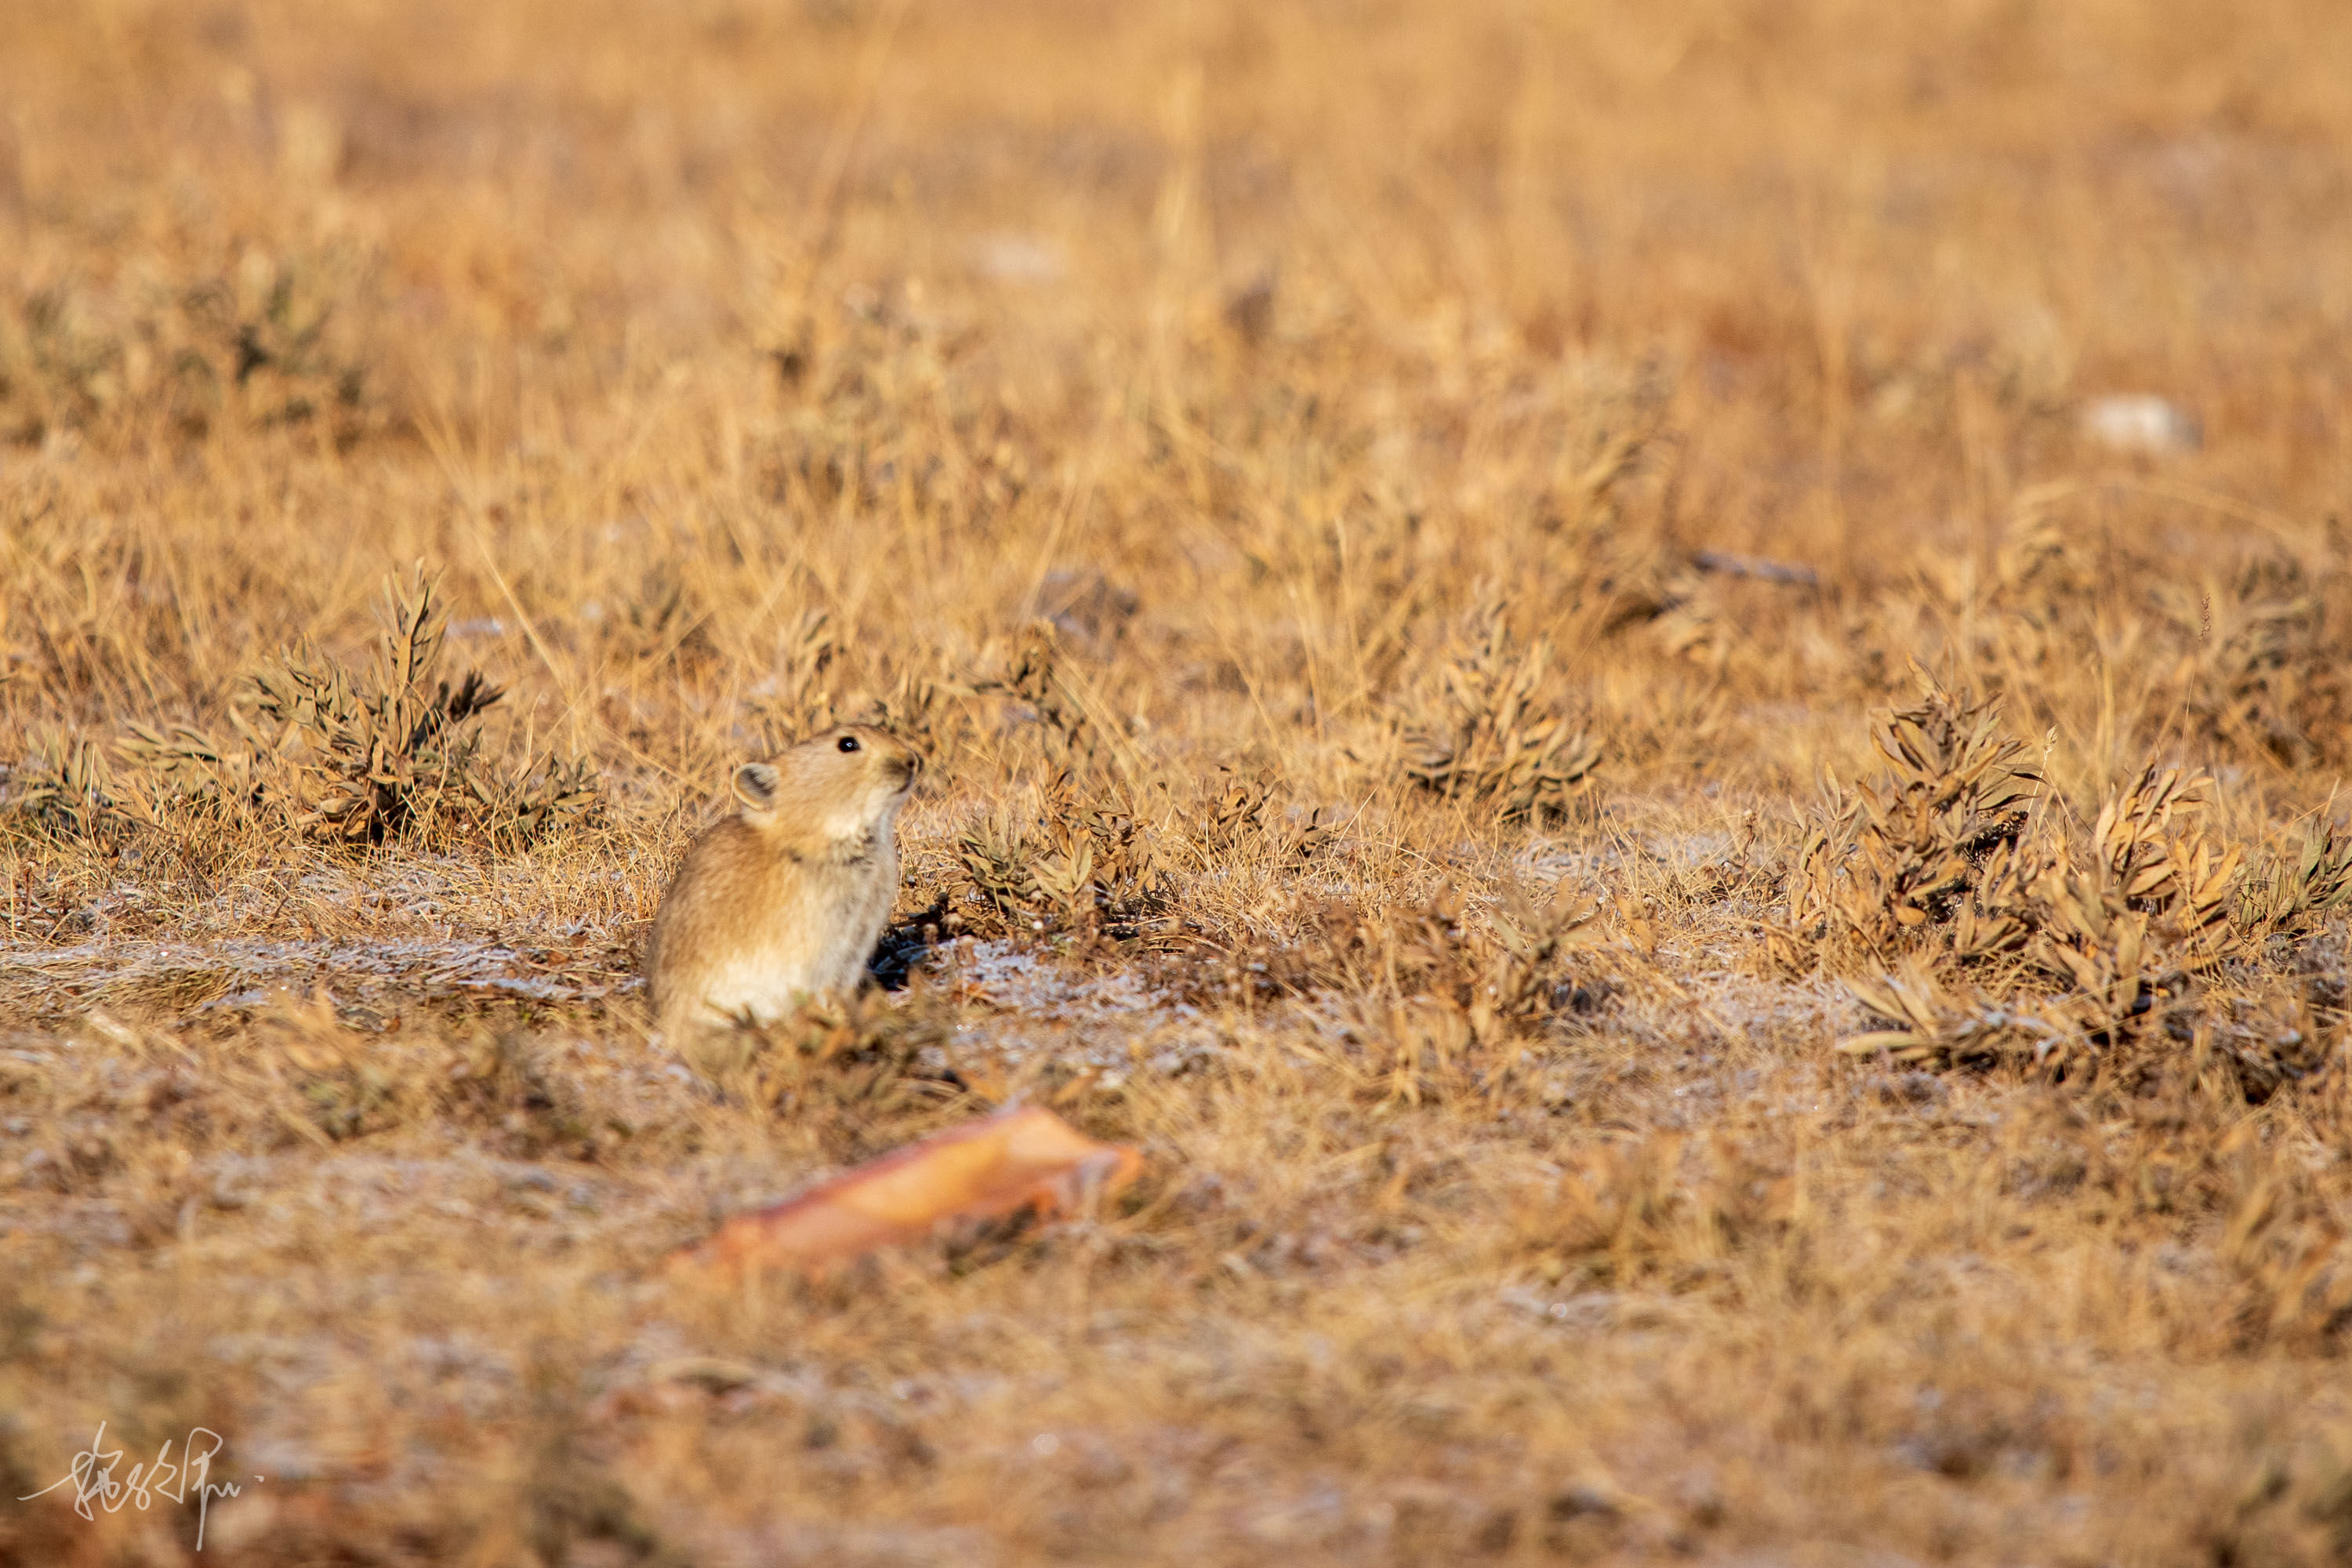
left=645, top=724, right=922, bottom=1043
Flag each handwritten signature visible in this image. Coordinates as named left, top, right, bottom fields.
left=18, top=1422, right=262, bottom=1551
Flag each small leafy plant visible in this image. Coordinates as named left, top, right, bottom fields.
left=1402, top=604, right=1600, bottom=824
left=117, top=565, right=597, bottom=850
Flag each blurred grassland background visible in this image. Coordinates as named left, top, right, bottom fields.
left=4, top=0, right=2352, bottom=1563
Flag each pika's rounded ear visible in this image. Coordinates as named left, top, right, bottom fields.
left=731, top=762, right=780, bottom=811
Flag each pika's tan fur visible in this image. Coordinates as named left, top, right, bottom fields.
left=645, top=724, right=922, bottom=1042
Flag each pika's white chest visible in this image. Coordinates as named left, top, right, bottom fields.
left=691, top=842, right=898, bottom=1025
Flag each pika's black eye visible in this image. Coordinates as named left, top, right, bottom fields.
left=837, top=735, right=860, bottom=753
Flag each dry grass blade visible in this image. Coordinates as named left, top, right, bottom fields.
left=681, top=989, right=950, bottom=1123
left=3, top=726, right=117, bottom=838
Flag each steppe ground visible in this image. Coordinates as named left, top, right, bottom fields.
left=5, top=1, right=2352, bottom=1563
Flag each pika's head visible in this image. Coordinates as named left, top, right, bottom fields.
left=730, top=724, right=923, bottom=846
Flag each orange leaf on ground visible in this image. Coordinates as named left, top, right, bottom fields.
left=667, top=1105, right=1142, bottom=1275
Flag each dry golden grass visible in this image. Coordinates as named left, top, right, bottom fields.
left=5, top=1, right=2352, bottom=1562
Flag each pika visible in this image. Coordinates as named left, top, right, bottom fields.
left=646, top=724, right=923, bottom=1042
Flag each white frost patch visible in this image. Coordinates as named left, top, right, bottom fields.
left=0, top=935, right=635, bottom=1008
left=971, top=232, right=1065, bottom=285
left=938, top=938, right=1223, bottom=1078
left=2082, top=394, right=2199, bottom=454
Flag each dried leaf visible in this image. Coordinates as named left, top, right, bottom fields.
left=667, top=1105, right=1142, bottom=1276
